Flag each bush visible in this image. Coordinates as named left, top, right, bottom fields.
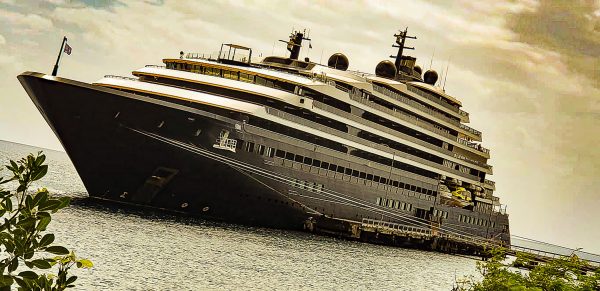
left=0, top=152, right=92, bottom=290
left=456, top=248, right=600, bottom=291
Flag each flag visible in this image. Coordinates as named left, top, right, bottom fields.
left=64, top=43, right=72, bottom=55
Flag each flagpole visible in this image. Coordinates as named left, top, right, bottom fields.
left=52, top=36, right=67, bottom=76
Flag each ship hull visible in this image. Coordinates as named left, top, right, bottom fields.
left=18, top=72, right=314, bottom=229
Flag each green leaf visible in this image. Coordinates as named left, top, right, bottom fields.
left=24, top=251, right=34, bottom=260
left=36, top=216, right=51, bottom=231
left=25, top=195, right=33, bottom=210
left=38, top=199, right=61, bottom=211
left=65, top=276, right=77, bottom=285
left=9, top=160, right=18, bottom=172
left=5, top=197, right=12, bottom=212
left=78, top=259, right=93, bottom=268
left=32, top=191, right=48, bottom=208
left=0, top=275, right=14, bottom=287
left=13, top=276, right=27, bottom=288
left=35, top=154, right=46, bottom=167
left=18, top=271, right=38, bottom=279
left=45, top=246, right=69, bottom=255
left=57, top=197, right=71, bottom=209
left=39, top=234, right=55, bottom=247
left=16, top=217, right=36, bottom=229
left=8, top=257, right=18, bottom=272
left=31, top=259, right=51, bottom=269
left=31, top=165, right=48, bottom=181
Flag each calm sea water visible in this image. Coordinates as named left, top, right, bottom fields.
left=0, top=140, right=480, bottom=290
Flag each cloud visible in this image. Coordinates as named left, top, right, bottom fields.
left=0, top=10, right=53, bottom=34
left=0, top=34, right=5, bottom=45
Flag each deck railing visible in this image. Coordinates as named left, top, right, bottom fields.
left=459, top=123, right=482, bottom=138
left=372, top=84, right=461, bottom=127
left=406, top=84, right=459, bottom=112
left=103, top=75, right=139, bottom=82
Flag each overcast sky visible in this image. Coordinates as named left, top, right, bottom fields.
left=1, top=0, right=599, bottom=252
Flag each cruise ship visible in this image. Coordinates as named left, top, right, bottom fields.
left=18, top=29, right=510, bottom=247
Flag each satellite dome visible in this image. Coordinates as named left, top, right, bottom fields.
left=423, top=70, right=438, bottom=85
left=414, top=65, right=422, bottom=76
left=375, top=60, right=397, bottom=79
left=327, top=53, right=349, bottom=71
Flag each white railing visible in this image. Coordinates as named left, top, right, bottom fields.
left=459, top=123, right=482, bottom=138
left=103, top=75, right=139, bottom=82
left=406, top=84, right=459, bottom=112
left=372, top=84, right=461, bottom=127
left=457, top=137, right=490, bottom=154
left=361, top=218, right=432, bottom=236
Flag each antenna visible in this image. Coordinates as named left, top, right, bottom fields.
left=429, top=48, right=435, bottom=70
left=443, top=59, right=450, bottom=90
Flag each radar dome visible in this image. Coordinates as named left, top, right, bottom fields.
left=414, top=65, right=422, bottom=76
left=423, top=70, right=438, bottom=85
left=327, top=53, right=349, bottom=71
left=375, top=60, right=397, bottom=79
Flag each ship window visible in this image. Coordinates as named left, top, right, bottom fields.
left=321, top=162, right=329, bottom=169
left=345, top=168, right=352, bottom=175
left=276, top=149, right=285, bottom=158
left=399, top=182, right=405, bottom=189
left=303, top=157, right=312, bottom=165
left=392, top=181, right=399, bottom=187
left=294, top=155, right=303, bottom=163
left=285, top=152, right=294, bottom=160
left=240, top=73, right=253, bottom=83
left=380, top=178, right=387, bottom=185
left=352, top=170, right=359, bottom=178
left=416, top=187, right=422, bottom=193
left=265, top=147, right=275, bottom=158
left=366, top=174, right=373, bottom=180
left=328, top=163, right=336, bottom=171
left=359, top=172, right=366, bottom=179
left=256, top=144, right=265, bottom=155
left=312, top=159, right=321, bottom=167
left=373, top=176, right=380, bottom=183
left=244, top=142, right=254, bottom=152
left=337, top=166, right=345, bottom=174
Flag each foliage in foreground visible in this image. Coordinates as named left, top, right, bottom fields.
left=456, top=248, right=600, bottom=291
left=0, top=152, right=92, bottom=290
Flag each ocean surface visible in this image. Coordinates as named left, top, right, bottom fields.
left=0, top=140, right=481, bottom=290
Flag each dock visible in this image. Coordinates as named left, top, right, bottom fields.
left=303, top=216, right=600, bottom=271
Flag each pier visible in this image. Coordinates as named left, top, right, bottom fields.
left=303, top=216, right=600, bottom=270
